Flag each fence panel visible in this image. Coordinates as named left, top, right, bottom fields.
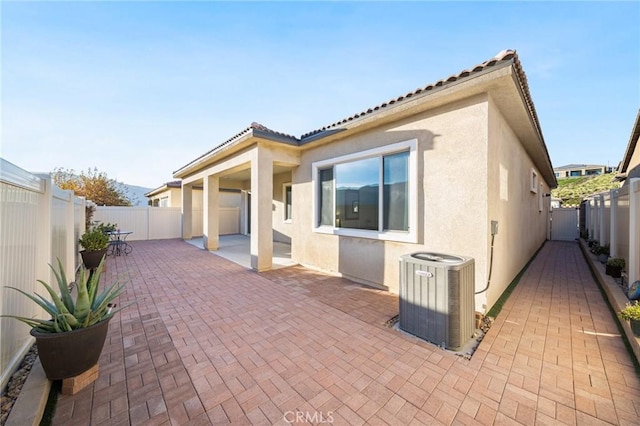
left=93, top=207, right=150, bottom=240
left=94, top=206, right=242, bottom=240
left=602, top=195, right=611, bottom=245
left=193, top=209, right=203, bottom=237
left=0, top=180, right=44, bottom=390
left=149, top=208, right=182, bottom=240
left=1, top=160, right=85, bottom=390
left=630, top=180, right=640, bottom=284
left=615, top=186, right=630, bottom=270
left=219, top=207, right=240, bottom=235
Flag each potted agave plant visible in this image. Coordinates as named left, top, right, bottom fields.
left=1, top=257, right=128, bottom=380
left=79, top=225, right=110, bottom=269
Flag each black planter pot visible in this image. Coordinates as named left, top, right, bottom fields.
left=80, top=249, right=107, bottom=270
left=31, top=317, right=111, bottom=380
left=631, top=319, right=640, bottom=337
left=605, top=264, right=622, bottom=278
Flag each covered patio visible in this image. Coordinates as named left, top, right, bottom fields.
left=187, top=234, right=296, bottom=270
left=50, top=239, right=640, bottom=425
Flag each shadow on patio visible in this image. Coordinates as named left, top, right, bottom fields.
left=51, top=239, right=640, bottom=425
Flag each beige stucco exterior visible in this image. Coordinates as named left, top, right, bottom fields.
left=619, top=110, right=640, bottom=184
left=173, top=51, right=556, bottom=313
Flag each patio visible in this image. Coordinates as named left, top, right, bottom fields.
left=50, top=239, right=640, bottom=425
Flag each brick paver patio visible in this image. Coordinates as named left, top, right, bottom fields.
left=52, top=240, right=640, bottom=425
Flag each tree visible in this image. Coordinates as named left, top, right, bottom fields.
left=52, top=167, right=133, bottom=206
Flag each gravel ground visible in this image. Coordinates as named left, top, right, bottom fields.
left=0, top=345, right=38, bottom=426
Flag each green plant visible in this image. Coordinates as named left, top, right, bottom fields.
left=1, top=258, right=128, bottom=333
left=593, top=244, right=610, bottom=256
left=607, top=257, right=625, bottom=269
left=619, top=301, right=640, bottom=321
left=96, top=222, right=117, bottom=234
left=79, top=226, right=110, bottom=251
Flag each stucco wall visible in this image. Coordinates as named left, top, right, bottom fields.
left=625, top=147, right=640, bottom=183
left=485, top=97, right=550, bottom=311
left=291, top=96, right=490, bottom=294
left=272, top=171, right=293, bottom=244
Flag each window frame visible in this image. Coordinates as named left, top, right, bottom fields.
left=530, top=168, right=538, bottom=193
left=283, top=183, right=292, bottom=223
left=311, top=139, right=417, bottom=243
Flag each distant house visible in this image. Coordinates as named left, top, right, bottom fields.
left=145, top=181, right=242, bottom=235
left=554, top=164, right=614, bottom=179
left=145, top=181, right=192, bottom=207
left=617, top=109, right=640, bottom=185
left=173, top=50, right=557, bottom=313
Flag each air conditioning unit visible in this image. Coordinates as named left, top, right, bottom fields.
left=399, top=252, right=475, bottom=350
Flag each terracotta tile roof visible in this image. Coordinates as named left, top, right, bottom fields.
left=300, top=49, right=541, bottom=140
left=175, top=50, right=546, bottom=175
left=174, top=122, right=297, bottom=174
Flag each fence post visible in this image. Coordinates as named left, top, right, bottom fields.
left=36, top=175, right=53, bottom=283
left=598, top=194, right=606, bottom=244
left=63, top=189, right=76, bottom=275
left=610, top=189, right=618, bottom=257
left=629, top=179, right=640, bottom=285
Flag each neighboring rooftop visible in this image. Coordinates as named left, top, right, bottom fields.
left=554, top=164, right=612, bottom=171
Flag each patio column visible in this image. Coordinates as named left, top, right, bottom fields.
left=250, top=146, right=273, bottom=271
left=203, top=175, right=219, bottom=250
left=182, top=183, right=193, bottom=240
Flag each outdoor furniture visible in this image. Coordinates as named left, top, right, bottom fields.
left=107, top=230, right=133, bottom=256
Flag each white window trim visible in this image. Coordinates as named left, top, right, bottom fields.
left=311, top=139, right=418, bottom=243
left=530, top=168, right=538, bottom=193
left=538, top=182, right=544, bottom=212
left=283, top=182, right=292, bottom=223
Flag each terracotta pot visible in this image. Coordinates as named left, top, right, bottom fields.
left=31, top=317, right=111, bottom=380
left=80, top=249, right=107, bottom=270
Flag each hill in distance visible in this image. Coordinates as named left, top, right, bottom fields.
left=124, top=184, right=153, bottom=206
left=552, top=173, right=619, bottom=206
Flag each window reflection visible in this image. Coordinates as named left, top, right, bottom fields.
left=336, top=157, right=379, bottom=230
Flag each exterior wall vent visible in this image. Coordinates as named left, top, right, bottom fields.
left=399, top=252, right=475, bottom=350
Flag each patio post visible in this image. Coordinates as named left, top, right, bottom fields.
left=250, top=145, right=273, bottom=271
left=203, top=175, right=219, bottom=250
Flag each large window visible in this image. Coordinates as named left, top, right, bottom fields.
left=313, top=140, right=416, bottom=242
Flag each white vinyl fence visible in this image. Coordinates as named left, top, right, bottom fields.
left=583, top=178, right=640, bottom=284
left=0, top=159, right=87, bottom=391
left=93, top=206, right=240, bottom=240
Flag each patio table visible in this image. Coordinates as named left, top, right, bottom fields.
left=107, top=230, right=133, bottom=256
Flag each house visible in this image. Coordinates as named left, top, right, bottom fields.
left=145, top=181, right=242, bottom=236
left=617, top=109, right=640, bottom=185
left=145, top=180, right=191, bottom=207
left=174, top=50, right=556, bottom=313
left=554, top=164, right=614, bottom=179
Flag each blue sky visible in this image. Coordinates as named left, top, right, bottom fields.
left=2, top=1, right=638, bottom=189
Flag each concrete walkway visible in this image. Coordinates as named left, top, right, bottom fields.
left=51, top=240, right=640, bottom=425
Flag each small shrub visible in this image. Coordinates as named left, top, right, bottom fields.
left=619, top=301, right=640, bottom=321
left=606, top=257, right=625, bottom=269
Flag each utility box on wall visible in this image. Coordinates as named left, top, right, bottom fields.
left=399, top=252, right=475, bottom=350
